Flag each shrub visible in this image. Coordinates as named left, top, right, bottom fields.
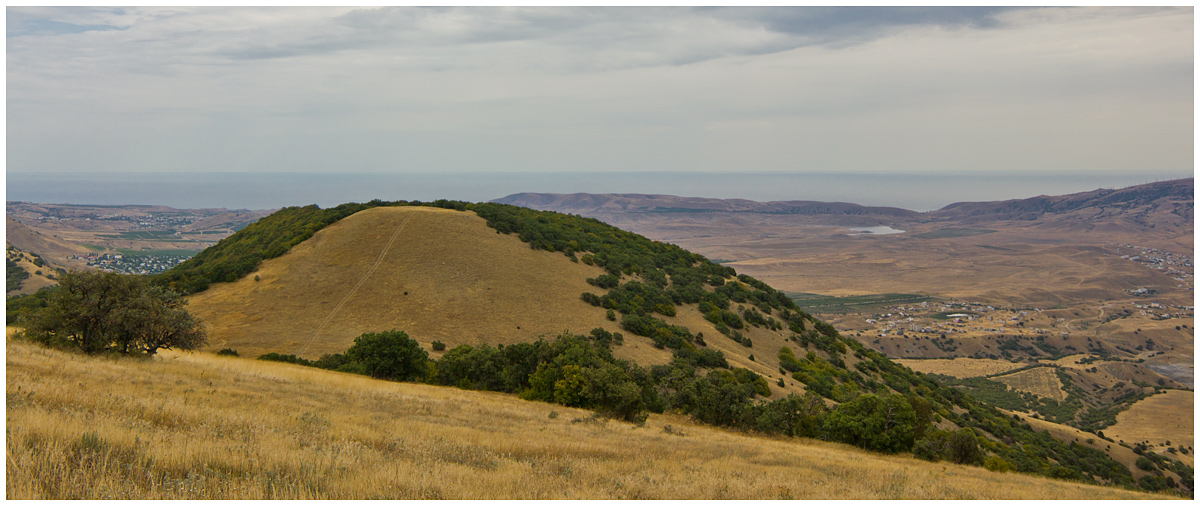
left=984, top=455, right=1014, bottom=473
left=345, top=330, right=429, bottom=381
left=431, top=340, right=447, bottom=351
left=216, top=348, right=239, bottom=357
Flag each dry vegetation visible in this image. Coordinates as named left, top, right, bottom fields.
left=5, top=334, right=1168, bottom=500
left=1106, top=390, right=1195, bottom=461
left=185, top=206, right=810, bottom=396
left=992, top=367, right=1066, bottom=402
left=187, top=207, right=620, bottom=359
left=895, top=358, right=1025, bottom=379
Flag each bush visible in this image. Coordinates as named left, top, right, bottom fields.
left=823, top=393, right=917, bottom=453
left=431, top=340, right=447, bottom=351
left=216, top=348, right=239, bottom=357
left=984, top=455, right=1014, bottom=473
left=345, top=330, right=429, bottom=381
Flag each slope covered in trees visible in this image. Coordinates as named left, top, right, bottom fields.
left=153, top=200, right=1188, bottom=495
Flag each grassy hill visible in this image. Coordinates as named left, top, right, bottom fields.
left=10, top=199, right=1191, bottom=496
left=5, top=333, right=1167, bottom=500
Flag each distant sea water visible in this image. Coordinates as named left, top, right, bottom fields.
left=5, top=171, right=1190, bottom=212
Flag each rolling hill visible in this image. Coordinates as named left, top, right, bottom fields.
left=151, top=199, right=1190, bottom=494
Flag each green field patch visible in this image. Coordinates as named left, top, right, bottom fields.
left=81, top=244, right=107, bottom=252
left=913, top=228, right=996, bottom=239
left=115, top=248, right=201, bottom=258
left=788, top=292, right=933, bottom=313
left=976, top=244, right=1014, bottom=251
left=104, top=230, right=181, bottom=240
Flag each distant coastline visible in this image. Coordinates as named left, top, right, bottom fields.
left=6, top=171, right=1188, bottom=212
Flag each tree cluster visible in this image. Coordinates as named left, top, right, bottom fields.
left=16, top=270, right=206, bottom=355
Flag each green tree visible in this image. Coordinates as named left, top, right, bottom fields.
left=20, top=271, right=206, bottom=355
left=345, top=330, right=429, bottom=381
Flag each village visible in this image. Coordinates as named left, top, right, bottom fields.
left=70, top=252, right=194, bottom=276
left=1112, top=243, right=1194, bottom=291
left=850, top=299, right=1194, bottom=340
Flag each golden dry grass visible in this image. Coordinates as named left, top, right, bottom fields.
left=5, top=246, right=60, bottom=297
left=187, top=207, right=624, bottom=359
left=5, top=336, right=1169, bottom=500
left=184, top=206, right=806, bottom=395
left=992, top=367, right=1066, bottom=401
left=895, top=358, right=1025, bottom=379
left=1105, top=390, right=1194, bottom=464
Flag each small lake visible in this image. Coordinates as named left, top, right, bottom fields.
left=847, top=226, right=906, bottom=236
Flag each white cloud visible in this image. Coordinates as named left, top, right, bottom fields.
left=5, top=7, right=1193, bottom=175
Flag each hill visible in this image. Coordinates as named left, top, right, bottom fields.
left=5, top=216, right=92, bottom=271
left=930, top=178, right=1194, bottom=224
left=5, top=333, right=1169, bottom=500
left=142, top=199, right=1193, bottom=494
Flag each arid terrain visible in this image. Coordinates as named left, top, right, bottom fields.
left=185, top=205, right=814, bottom=398
left=5, top=202, right=273, bottom=275
left=496, top=179, right=1194, bottom=457
left=7, top=180, right=1193, bottom=497
left=5, top=331, right=1168, bottom=500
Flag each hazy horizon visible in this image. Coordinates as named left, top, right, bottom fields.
left=6, top=170, right=1189, bottom=212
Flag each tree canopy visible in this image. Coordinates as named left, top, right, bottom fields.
left=19, top=270, right=206, bottom=355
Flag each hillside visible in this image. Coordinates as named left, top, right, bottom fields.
left=5, top=216, right=91, bottom=271
left=5, top=245, right=61, bottom=297
left=139, top=199, right=1197, bottom=494
left=5, top=334, right=1167, bottom=500
left=185, top=204, right=809, bottom=394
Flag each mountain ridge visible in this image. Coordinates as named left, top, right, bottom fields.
left=492, top=178, right=1193, bottom=224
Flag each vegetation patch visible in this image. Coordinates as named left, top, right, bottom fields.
left=788, top=293, right=932, bottom=313
left=912, top=228, right=997, bottom=239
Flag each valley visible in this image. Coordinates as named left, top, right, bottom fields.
left=5, top=202, right=273, bottom=278
left=495, top=179, right=1195, bottom=475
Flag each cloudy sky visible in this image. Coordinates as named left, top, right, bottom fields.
left=6, top=6, right=1194, bottom=176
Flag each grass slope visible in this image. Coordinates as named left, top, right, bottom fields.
left=187, top=206, right=618, bottom=358
left=5, top=334, right=1166, bottom=500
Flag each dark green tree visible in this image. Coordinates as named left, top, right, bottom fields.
left=345, top=330, right=429, bottom=381
left=20, top=270, right=206, bottom=355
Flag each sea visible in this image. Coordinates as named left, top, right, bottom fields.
left=5, top=171, right=1190, bottom=212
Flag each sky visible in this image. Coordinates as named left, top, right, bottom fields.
left=6, top=6, right=1195, bottom=177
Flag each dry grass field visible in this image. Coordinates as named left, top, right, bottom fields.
left=5, top=335, right=1170, bottom=500
left=895, top=358, right=1025, bottom=379
left=1105, top=390, right=1195, bottom=462
left=187, top=206, right=621, bottom=359
left=992, top=367, right=1066, bottom=402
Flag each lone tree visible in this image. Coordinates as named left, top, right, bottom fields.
left=20, top=270, right=206, bottom=355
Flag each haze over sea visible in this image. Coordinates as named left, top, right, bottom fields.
left=6, top=171, right=1189, bottom=212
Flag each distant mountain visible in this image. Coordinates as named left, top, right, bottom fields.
left=928, top=178, right=1193, bottom=222
left=491, top=193, right=920, bottom=219
left=492, top=179, right=1193, bottom=225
